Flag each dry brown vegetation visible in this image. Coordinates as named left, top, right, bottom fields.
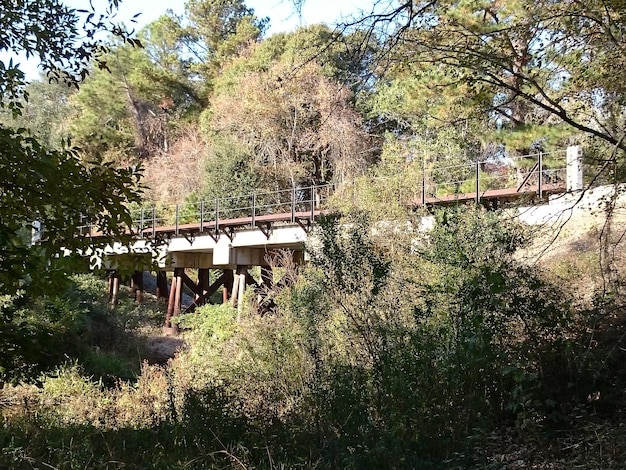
left=142, top=126, right=208, bottom=206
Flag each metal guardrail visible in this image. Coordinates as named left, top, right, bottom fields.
left=76, top=149, right=570, bottom=238
left=422, top=150, right=567, bottom=203
left=126, top=183, right=336, bottom=238
left=332, top=150, right=568, bottom=207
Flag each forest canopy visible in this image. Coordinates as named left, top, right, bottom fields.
left=0, top=0, right=623, bottom=301
left=2, top=0, right=624, bottom=293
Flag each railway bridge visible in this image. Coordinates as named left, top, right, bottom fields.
left=90, top=146, right=585, bottom=332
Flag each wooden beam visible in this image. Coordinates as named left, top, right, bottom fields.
left=198, top=268, right=210, bottom=299
left=223, top=269, right=234, bottom=304
left=132, top=270, right=144, bottom=303
left=245, top=271, right=259, bottom=287
left=156, top=271, right=168, bottom=300
left=165, top=277, right=176, bottom=326
left=181, top=271, right=200, bottom=296
left=107, top=270, right=114, bottom=302
left=237, top=266, right=247, bottom=314
left=231, top=269, right=240, bottom=307
left=182, top=272, right=227, bottom=314
left=110, top=271, right=121, bottom=307
left=260, top=266, right=272, bottom=288
left=173, top=269, right=183, bottom=317
left=516, top=161, right=539, bottom=192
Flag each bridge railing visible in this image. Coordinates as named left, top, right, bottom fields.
left=128, top=183, right=337, bottom=237
left=332, top=151, right=568, bottom=207
left=423, top=150, right=567, bottom=202
left=79, top=148, right=574, bottom=239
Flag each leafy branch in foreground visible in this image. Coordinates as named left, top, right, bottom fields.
left=0, top=127, right=142, bottom=295
left=0, top=0, right=144, bottom=296
left=336, top=0, right=626, bottom=155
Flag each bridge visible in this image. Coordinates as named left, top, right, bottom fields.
left=89, top=146, right=585, bottom=332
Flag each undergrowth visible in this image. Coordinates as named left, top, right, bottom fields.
left=1, top=209, right=625, bottom=468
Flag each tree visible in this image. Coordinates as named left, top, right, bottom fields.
left=68, top=41, right=172, bottom=161
left=336, top=0, right=626, bottom=157
left=0, top=79, right=75, bottom=149
left=201, top=38, right=374, bottom=192
left=68, top=0, right=268, bottom=164
left=139, top=15, right=208, bottom=110
left=0, top=0, right=143, bottom=296
left=182, top=0, right=268, bottom=82
left=267, top=24, right=378, bottom=93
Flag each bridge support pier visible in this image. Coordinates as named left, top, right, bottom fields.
left=107, top=270, right=114, bottom=302
left=131, top=270, right=144, bottom=303
left=108, top=270, right=121, bottom=307
left=174, top=269, right=183, bottom=316
left=236, top=266, right=247, bottom=313
left=223, top=269, right=234, bottom=304
left=156, top=271, right=168, bottom=301
left=231, top=269, right=240, bottom=307
left=197, top=268, right=210, bottom=303
left=164, top=267, right=184, bottom=334
left=230, top=266, right=247, bottom=308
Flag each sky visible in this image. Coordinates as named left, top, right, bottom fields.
left=110, top=0, right=377, bottom=34
left=6, top=0, right=376, bottom=80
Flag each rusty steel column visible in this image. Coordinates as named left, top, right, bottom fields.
left=156, top=271, right=168, bottom=301
left=223, top=269, right=234, bottom=304
left=110, top=271, right=121, bottom=307
left=132, top=270, right=144, bottom=303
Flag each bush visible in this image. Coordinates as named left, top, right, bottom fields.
left=1, top=209, right=619, bottom=469
left=0, top=273, right=163, bottom=385
left=273, top=208, right=577, bottom=465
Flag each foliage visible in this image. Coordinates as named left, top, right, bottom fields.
left=0, top=0, right=138, bottom=106
left=0, top=128, right=142, bottom=296
left=142, top=125, right=208, bottom=205
left=1, top=211, right=625, bottom=468
left=279, top=208, right=576, bottom=464
left=350, top=0, right=626, bottom=156
left=68, top=41, right=177, bottom=161
left=0, top=79, right=74, bottom=149
left=0, top=274, right=162, bottom=385
left=3, top=1, right=626, bottom=468
left=182, top=0, right=268, bottom=83
left=0, top=0, right=143, bottom=299
left=263, top=24, right=378, bottom=91
left=203, top=57, right=373, bottom=190
left=65, top=0, right=266, bottom=165
left=198, top=137, right=260, bottom=211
